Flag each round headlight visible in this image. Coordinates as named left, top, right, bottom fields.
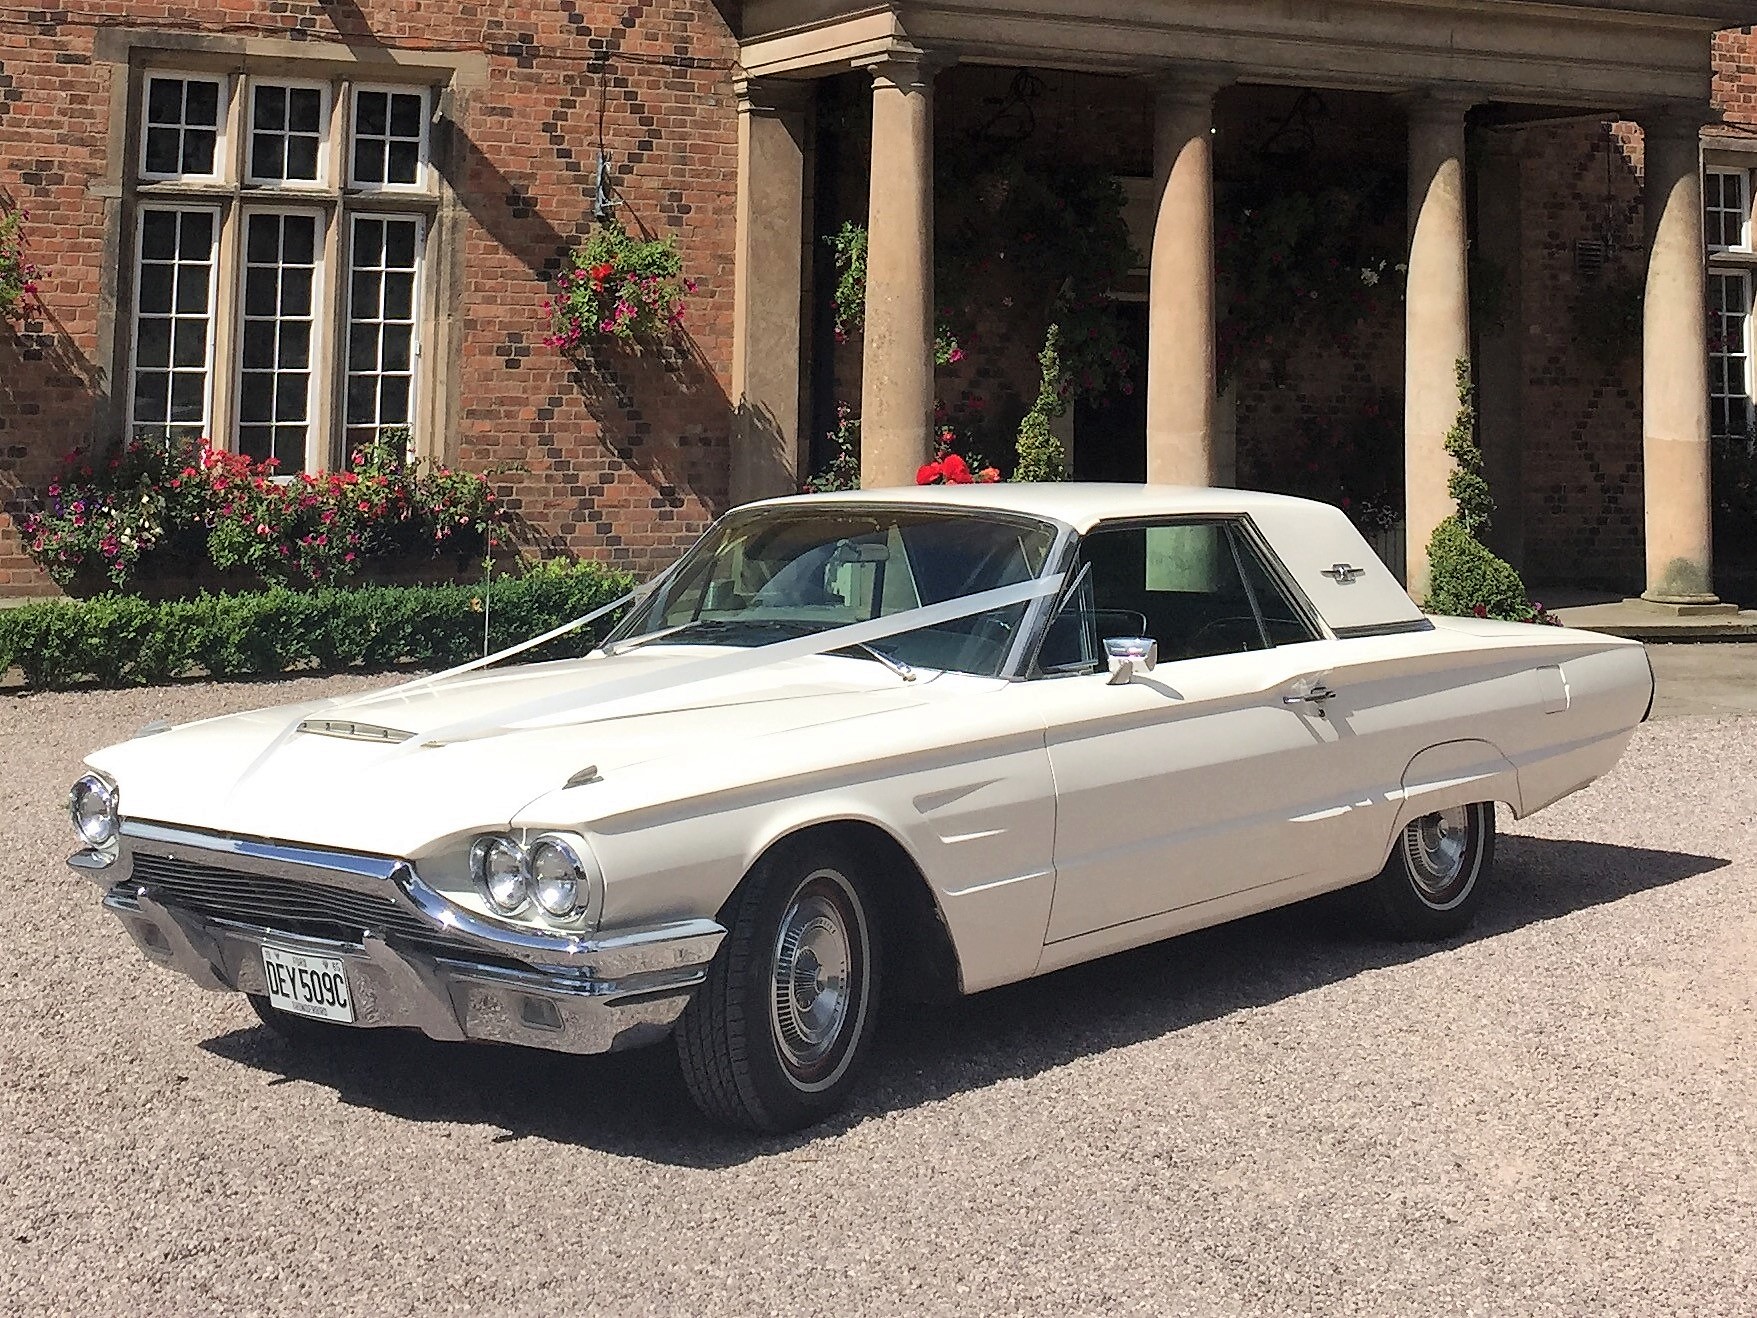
left=529, top=838, right=585, bottom=917
left=70, top=773, right=119, bottom=847
left=470, top=835, right=528, bottom=913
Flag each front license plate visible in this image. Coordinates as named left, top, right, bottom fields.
left=261, top=945, right=355, bottom=1024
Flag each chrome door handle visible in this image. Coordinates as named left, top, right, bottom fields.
left=1283, top=684, right=1338, bottom=707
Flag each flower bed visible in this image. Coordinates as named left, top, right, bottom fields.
left=0, top=559, right=632, bottom=689
left=16, top=433, right=503, bottom=594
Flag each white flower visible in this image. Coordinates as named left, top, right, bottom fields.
left=1360, top=268, right=1381, bottom=287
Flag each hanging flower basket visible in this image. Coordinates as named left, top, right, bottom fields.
left=544, top=221, right=695, bottom=352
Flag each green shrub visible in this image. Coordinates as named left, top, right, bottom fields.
left=1424, top=517, right=1530, bottom=620
left=0, top=560, right=632, bottom=690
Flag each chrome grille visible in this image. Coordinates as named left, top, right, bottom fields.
left=126, top=852, right=496, bottom=963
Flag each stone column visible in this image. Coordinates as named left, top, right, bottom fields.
left=1404, top=94, right=1474, bottom=601
left=1639, top=110, right=1720, bottom=606
left=1147, top=77, right=1224, bottom=487
left=858, top=51, right=938, bottom=488
left=731, top=75, right=811, bottom=505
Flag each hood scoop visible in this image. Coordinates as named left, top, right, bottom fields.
left=297, top=718, right=416, bottom=745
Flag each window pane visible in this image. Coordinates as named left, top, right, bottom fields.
left=377, top=375, right=410, bottom=424
left=279, top=321, right=310, bottom=369
left=136, top=318, right=171, bottom=369
left=386, top=139, right=419, bottom=185
left=286, top=136, right=319, bottom=181
left=140, top=211, right=177, bottom=261
left=179, top=211, right=214, bottom=254
left=357, top=91, right=388, bottom=137
left=238, top=426, right=273, bottom=462
left=252, top=134, right=285, bottom=181
left=180, top=128, right=217, bottom=175
left=169, top=371, right=205, bottom=422
left=184, top=80, right=219, bottom=126
left=354, top=219, right=384, bottom=266
left=281, top=268, right=313, bottom=318
left=254, top=84, right=286, bottom=131
left=275, top=373, right=307, bottom=421
left=172, top=319, right=206, bottom=368
left=144, top=127, right=180, bottom=175
left=243, top=321, right=276, bottom=370
left=288, top=87, right=321, bottom=134
left=175, top=265, right=210, bottom=314
left=283, top=215, right=315, bottom=265
left=147, top=77, right=182, bottom=124
left=384, top=222, right=415, bottom=268
left=240, top=372, right=274, bottom=423
left=351, top=271, right=380, bottom=319
left=245, top=266, right=278, bottom=316
left=388, top=92, right=422, bottom=137
left=345, top=375, right=377, bottom=424
left=382, top=271, right=413, bottom=320
left=353, top=140, right=384, bottom=184
left=380, top=327, right=410, bottom=372
left=247, top=215, right=280, bottom=264
left=348, top=323, right=378, bottom=371
left=133, top=372, right=169, bottom=422
left=137, top=264, right=173, bottom=314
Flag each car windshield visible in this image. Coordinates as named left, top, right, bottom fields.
left=605, top=504, right=1061, bottom=677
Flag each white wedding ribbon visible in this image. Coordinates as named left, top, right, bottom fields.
left=398, top=571, right=1068, bottom=747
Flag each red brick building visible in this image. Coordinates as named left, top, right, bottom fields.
left=1, top=2, right=1754, bottom=603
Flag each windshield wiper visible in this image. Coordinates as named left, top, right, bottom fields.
left=838, top=641, right=917, bottom=683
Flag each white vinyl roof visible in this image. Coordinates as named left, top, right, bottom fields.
left=748, top=483, right=1428, bottom=635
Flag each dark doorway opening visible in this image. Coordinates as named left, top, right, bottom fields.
left=1072, top=301, right=1148, bottom=482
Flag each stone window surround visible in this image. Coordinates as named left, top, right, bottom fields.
left=86, top=27, right=486, bottom=468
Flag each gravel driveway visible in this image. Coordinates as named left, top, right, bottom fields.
left=3, top=675, right=1753, bottom=1315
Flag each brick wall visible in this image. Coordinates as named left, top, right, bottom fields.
left=0, top=1, right=739, bottom=594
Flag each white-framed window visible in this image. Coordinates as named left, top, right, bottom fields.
left=237, top=209, right=326, bottom=468
left=130, top=205, right=220, bottom=440
left=345, top=214, right=423, bottom=456
left=140, top=72, right=227, bottom=181
left=126, top=69, right=437, bottom=471
left=1711, top=270, right=1754, bottom=440
left=348, top=85, right=430, bottom=191
left=1706, top=168, right=1751, bottom=254
left=246, top=80, right=330, bottom=187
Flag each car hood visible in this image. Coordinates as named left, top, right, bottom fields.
left=87, top=648, right=951, bottom=856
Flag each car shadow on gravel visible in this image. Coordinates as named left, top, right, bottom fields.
left=198, top=832, right=1729, bottom=1166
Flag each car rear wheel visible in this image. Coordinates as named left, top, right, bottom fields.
left=1365, top=802, right=1495, bottom=940
left=675, top=838, right=881, bottom=1133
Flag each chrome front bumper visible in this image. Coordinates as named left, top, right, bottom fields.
left=75, top=823, right=725, bottom=1056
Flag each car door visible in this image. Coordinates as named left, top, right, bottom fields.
left=1033, top=517, right=1383, bottom=944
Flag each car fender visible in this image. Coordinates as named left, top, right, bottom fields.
left=1385, top=738, right=1522, bottom=854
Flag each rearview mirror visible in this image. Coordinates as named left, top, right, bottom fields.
left=1103, top=636, right=1158, bottom=685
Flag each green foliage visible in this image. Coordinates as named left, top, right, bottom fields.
left=546, top=220, right=693, bottom=350
left=1423, top=359, right=1555, bottom=624
left=1441, top=359, right=1495, bottom=537
left=801, top=403, right=862, bottom=493
left=0, top=205, right=42, bottom=322
left=826, top=222, right=867, bottom=346
left=1013, top=325, right=1071, bottom=482
left=1423, top=518, right=1533, bottom=620
left=0, top=560, right=633, bottom=690
left=1217, top=177, right=1404, bottom=389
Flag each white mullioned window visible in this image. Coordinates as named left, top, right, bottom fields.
left=126, top=69, right=436, bottom=471
left=345, top=213, right=423, bottom=457
left=1706, top=165, right=1756, bottom=441
left=130, top=205, right=220, bottom=440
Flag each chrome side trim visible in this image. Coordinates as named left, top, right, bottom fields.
left=1333, top=619, right=1437, bottom=639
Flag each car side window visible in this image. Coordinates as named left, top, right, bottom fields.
left=1231, top=533, right=1324, bottom=646
left=1037, top=520, right=1270, bottom=671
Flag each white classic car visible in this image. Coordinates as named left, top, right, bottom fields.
left=69, top=485, right=1654, bottom=1132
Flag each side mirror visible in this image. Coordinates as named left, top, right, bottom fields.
left=1103, top=636, right=1158, bottom=685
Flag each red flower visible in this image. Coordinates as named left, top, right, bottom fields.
left=977, top=467, right=1000, bottom=483
left=916, top=460, right=944, bottom=485
left=941, top=453, right=973, bottom=484
left=1472, top=604, right=1488, bottom=618
left=588, top=262, right=615, bottom=286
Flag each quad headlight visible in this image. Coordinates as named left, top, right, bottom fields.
left=469, top=831, right=603, bottom=928
left=69, top=773, right=120, bottom=848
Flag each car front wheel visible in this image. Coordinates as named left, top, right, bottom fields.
left=1365, top=801, right=1496, bottom=940
left=675, top=838, right=881, bottom=1133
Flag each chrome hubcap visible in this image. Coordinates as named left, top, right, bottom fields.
left=1405, top=806, right=1472, bottom=897
left=771, top=876, right=854, bottom=1071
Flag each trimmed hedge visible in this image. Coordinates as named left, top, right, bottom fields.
left=0, top=560, right=634, bottom=690
left=1424, top=516, right=1530, bottom=620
